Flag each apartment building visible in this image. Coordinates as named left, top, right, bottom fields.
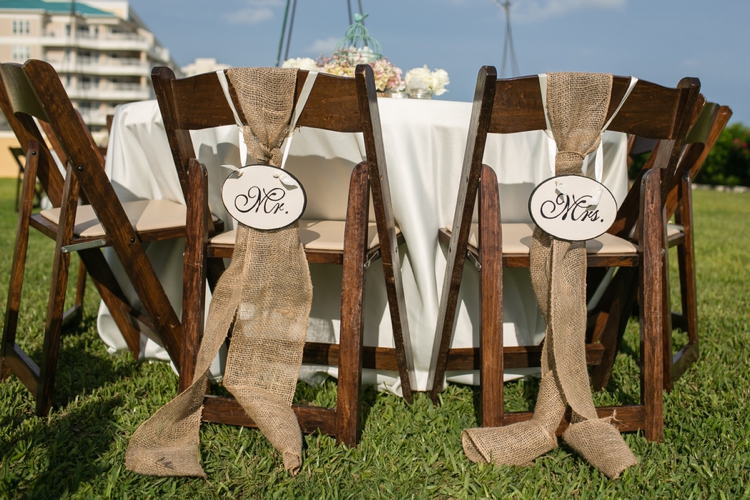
left=0, top=0, right=180, bottom=139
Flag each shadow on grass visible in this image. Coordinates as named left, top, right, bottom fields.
left=19, top=317, right=137, bottom=411
left=0, top=395, right=124, bottom=499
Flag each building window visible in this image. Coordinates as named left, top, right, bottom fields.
left=12, top=20, right=29, bottom=35
left=12, top=46, right=31, bottom=61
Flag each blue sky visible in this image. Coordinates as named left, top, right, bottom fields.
left=126, top=0, right=749, bottom=124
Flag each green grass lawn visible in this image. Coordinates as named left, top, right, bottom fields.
left=0, top=177, right=748, bottom=498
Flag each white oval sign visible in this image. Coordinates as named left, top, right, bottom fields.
left=528, top=175, right=617, bottom=241
left=222, top=165, right=307, bottom=231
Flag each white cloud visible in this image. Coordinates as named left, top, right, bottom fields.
left=681, top=59, right=699, bottom=68
left=224, top=0, right=283, bottom=25
left=304, top=37, right=339, bottom=56
left=513, top=0, right=626, bottom=23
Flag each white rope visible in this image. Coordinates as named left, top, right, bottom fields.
left=538, top=74, right=638, bottom=207
left=216, top=69, right=317, bottom=187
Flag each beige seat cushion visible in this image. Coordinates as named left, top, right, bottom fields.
left=40, top=199, right=188, bottom=238
left=667, top=224, right=683, bottom=238
left=211, top=219, right=399, bottom=252
left=459, top=222, right=638, bottom=255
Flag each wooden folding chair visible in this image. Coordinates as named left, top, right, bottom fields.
left=2, top=86, right=87, bottom=333
left=0, top=59, right=207, bottom=416
left=628, top=102, right=732, bottom=391
left=428, top=66, right=700, bottom=441
left=152, top=64, right=416, bottom=446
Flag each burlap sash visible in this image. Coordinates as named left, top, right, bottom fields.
left=463, top=73, right=638, bottom=479
left=126, top=68, right=312, bottom=477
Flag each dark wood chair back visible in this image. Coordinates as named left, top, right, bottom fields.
left=152, top=65, right=415, bottom=446
left=0, top=66, right=64, bottom=208
left=429, top=66, right=701, bottom=442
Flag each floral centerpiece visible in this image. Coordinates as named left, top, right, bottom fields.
left=405, top=66, right=450, bottom=97
left=282, top=48, right=405, bottom=94
left=283, top=12, right=405, bottom=94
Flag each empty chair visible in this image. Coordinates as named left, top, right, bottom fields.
left=151, top=64, right=416, bottom=447
left=428, top=66, right=700, bottom=441
left=0, top=59, right=208, bottom=415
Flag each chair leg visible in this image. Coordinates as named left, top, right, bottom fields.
left=639, top=169, right=664, bottom=442
left=36, top=245, right=72, bottom=415
left=478, top=165, right=504, bottom=427
left=589, top=267, right=639, bottom=391
left=36, top=162, right=81, bottom=416
left=661, top=236, right=674, bottom=393
left=2, top=201, right=32, bottom=381
left=1, top=236, right=30, bottom=381
left=671, top=173, right=699, bottom=384
left=3, top=143, right=39, bottom=382
left=62, top=260, right=87, bottom=328
left=427, top=163, right=485, bottom=402
left=336, top=162, right=369, bottom=447
left=180, top=160, right=210, bottom=392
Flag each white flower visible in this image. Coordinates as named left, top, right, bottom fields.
left=405, top=65, right=450, bottom=95
left=282, top=57, right=319, bottom=71
left=432, top=68, right=450, bottom=96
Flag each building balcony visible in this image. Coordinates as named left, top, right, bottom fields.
left=48, top=58, right=151, bottom=76
left=76, top=109, right=109, bottom=127
left=64, top=83, right=152, bottom=101
left=39, top=34, right=151, bottom=52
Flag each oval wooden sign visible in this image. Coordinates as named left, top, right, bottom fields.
left=528, top=175, right=617, bottom=241
left=222, top=165, right=307, bottom=231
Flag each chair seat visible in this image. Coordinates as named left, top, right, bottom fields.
left=41, top=199, right=189, bottom=238
left=667, top=224, right=683, bottom=238
left=211, top=219, right=399, bottom=252
left=457, top=222, right=638, bottom=255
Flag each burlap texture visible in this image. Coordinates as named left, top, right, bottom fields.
left=126, top=67, right=312, bottom=477
left=462, top=73, right=637, bottom=479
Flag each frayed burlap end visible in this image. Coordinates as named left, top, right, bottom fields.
left=125, top=374, right=209, bottom=477
left=222, top=223, right=312, bottom=476
left=563, top=418, right=638, bottom=479
left=463, top=421, right=556, bottom=467
left=462, top=373, right=564, bottom=466
left=126, top=67, right=312, bottom=477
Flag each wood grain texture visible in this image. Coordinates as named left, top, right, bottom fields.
left=37, top=163, right=78, bottom=416
left=356, top=65, right=415, bottom=403
left=639, top=168, right=664, bottom=441
left=478, top=164, right=504, bottom=427
left=501, top=405, right=646, bottom=435
left=1, top=142, right=40, bottom=390
left=336, top=161, right=368, bottom=446
left=202, top=396, right=337, bottom=436
left=428, top=66, right=497, bottom=401
left=180, top=160, right=210, bottom=392
left=445, top=343, right=605, bottom=371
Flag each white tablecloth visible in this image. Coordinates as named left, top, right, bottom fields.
left=100, top=97, right=628, bottom=394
